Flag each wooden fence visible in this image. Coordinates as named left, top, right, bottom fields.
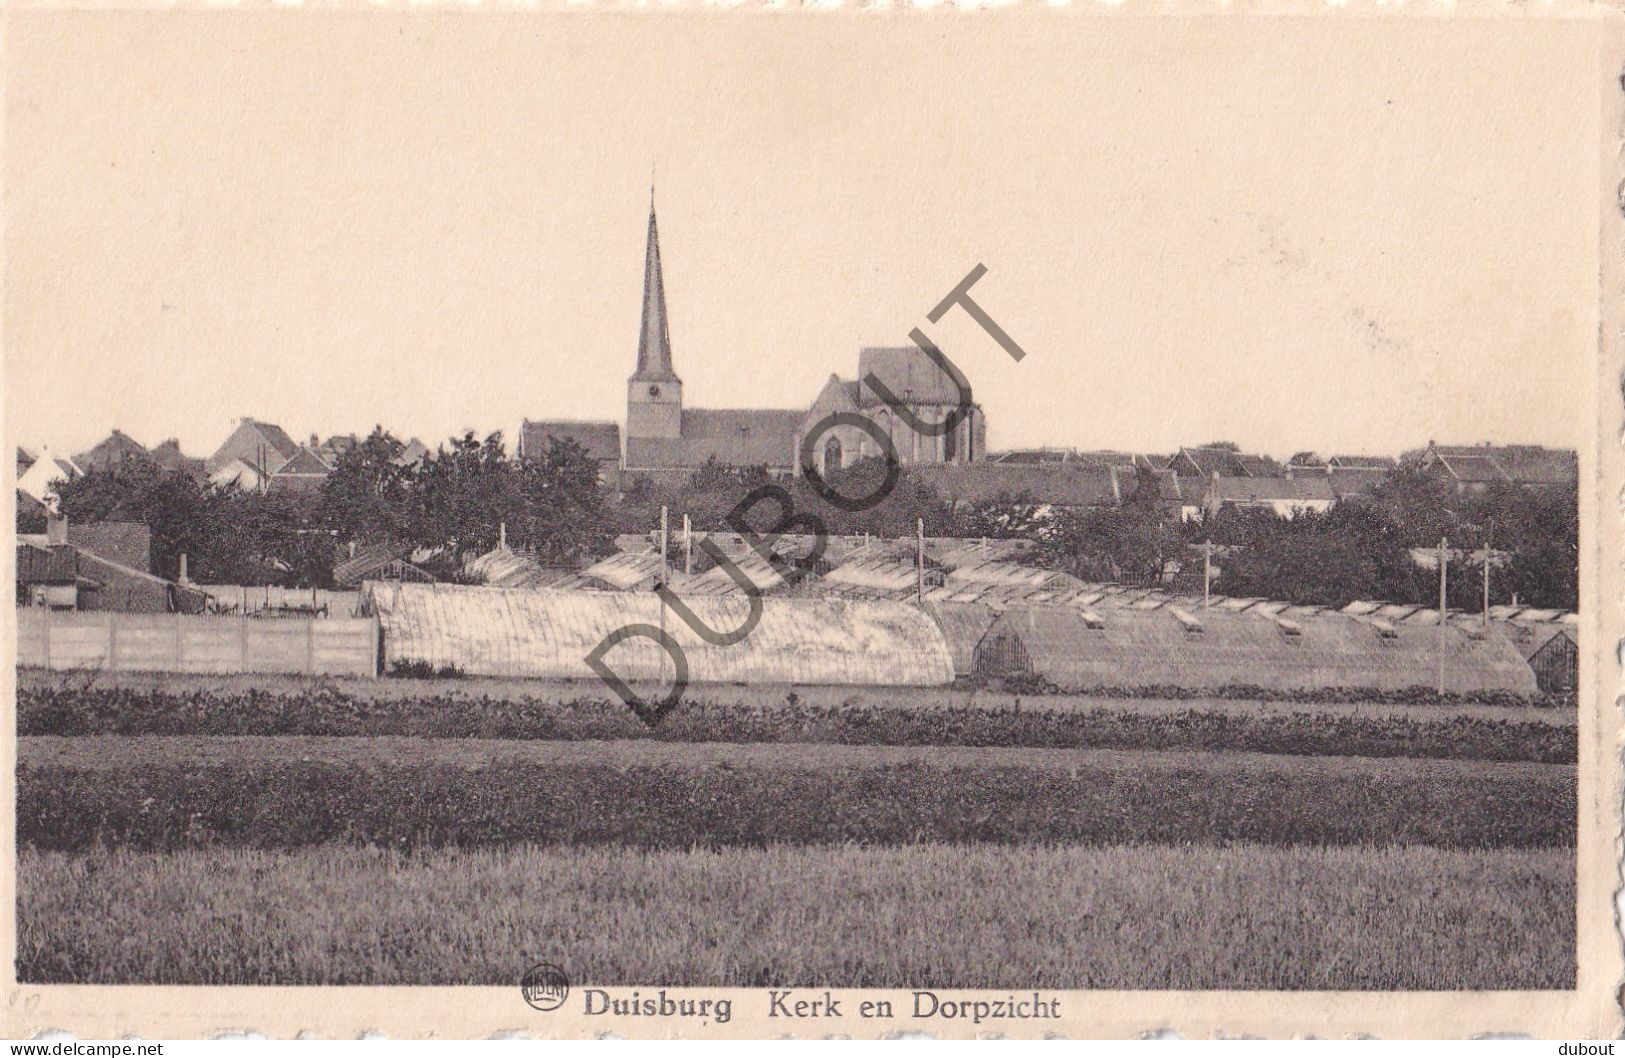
left=15, top=609, right=379, bottom=678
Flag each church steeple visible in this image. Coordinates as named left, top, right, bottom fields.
left=626, top=188, right=684, bottom=441
left=631, top=192, right=679, bottom=384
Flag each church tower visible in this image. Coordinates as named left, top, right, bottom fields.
left=626, top=194, right=683, bottom=440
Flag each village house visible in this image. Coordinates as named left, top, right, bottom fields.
left=207, top=418, right=302, bottom=479
left=267, top=444, right=336, bottom=494
left=73, top=429, right=152, bottom=473
left=1166, top=447, right=1283, bottom=480
left=1200, top=473, right=1337, bottom=520
left=1407, top=441, right=1577, bottom=494
left=15, top=517, right=205, bottom=613
left=15, top=447, right=81, bottom=511
left=149, top=439, right=206, bottom=477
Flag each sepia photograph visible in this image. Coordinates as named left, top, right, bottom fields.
left=3, top=8, right=1618, bottom=1041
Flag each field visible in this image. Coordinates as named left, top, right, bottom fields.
left=15, top=670, right=1578, bottom=990
left=18, top=679, right=1574, bottom=760
left=19, top=736, right=1573, bottom=850
left=17, top=843, right=1575, bottom=989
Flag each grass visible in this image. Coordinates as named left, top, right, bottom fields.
left=15, top=842, right=1575, bottom=990
left=19, top=736, right=1576, bottom=850
left=17, top=685, right=1575, bottom=761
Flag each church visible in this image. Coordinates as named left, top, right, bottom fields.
left=518, top=196, right=987, bottom=486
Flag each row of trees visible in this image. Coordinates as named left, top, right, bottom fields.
left=613, top=455, right=1578, bottom=610
left=30, top=432, right=1579, bottom=611
left=1028, top=465, right=1577, bottom=611
left=42, top=429, right=613, bottom=587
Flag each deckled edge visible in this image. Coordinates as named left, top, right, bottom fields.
left=2, top=8, right=1623, bottom=1042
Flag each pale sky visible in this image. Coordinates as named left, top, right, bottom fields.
left=4, top=12, right=1599, bottom=463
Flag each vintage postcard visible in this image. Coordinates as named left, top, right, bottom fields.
left=2, top=4, right=1622, bottom=1042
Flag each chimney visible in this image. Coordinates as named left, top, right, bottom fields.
left=178, top=553, right=189, bottom=585
left=46, top=514, right=68, bottom=546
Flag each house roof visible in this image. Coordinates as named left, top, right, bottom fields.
left=275, top=447, right=334, bottom=476
left=1434, top=453, right=1511, bottom=484
left=1484, top=445, right=1576, bottom=486
left=855, top=346, right=968, bottom=407
left=1328, top=467, right=1390, bottom=498
left=1327, top=454, right=1397, bottom=470
left=989, top=448, right=1079, bottom=464
left=245, top=419, right=301, bottom=463
left=17, top=541, right=210, bottom=610
left=520, top=420, right=623, bottom=465
left=67, top=521, right=152, bottom=571
left=907, top=463, right=1124, bottom=508
left=1170, top=447, right=1280, bottom=478
left=15, top=450, right=80, bottom=504
left=1138, top=468, right=1187, bottom=503
left=988, top=448, right=1140, bottom=468
left=1425, top=444, right=1576, bottom=487
left=149, top=439, right=204, bottom=475
left=1230, top=453, right=1283, bottom=477
left=17, top=543, right=84, bottom=584
left=1208, top=476, right=1336, bottom=503
left=74, top=430, right=152, bottom=472
left=625, top=408, right=801, bottom=470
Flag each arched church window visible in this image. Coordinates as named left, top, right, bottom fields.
left=823, top=436, right=843, bottom=473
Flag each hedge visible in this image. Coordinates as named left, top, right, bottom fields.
left=18, top=686, right=1575, bottom=762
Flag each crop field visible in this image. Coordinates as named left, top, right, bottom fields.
left=19, top=682, right=1575, bottom=760
left=19, top=736, right=1574, bottom=850
left=17, top=843, right=1574, bottom=989
left=15, top=673, right=1578, bottom=990
left=18, top=668, right=1572, bottom=721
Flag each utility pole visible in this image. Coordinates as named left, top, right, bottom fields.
left=683, top=514, right=692, bottom=576
left=1202, top=539, right=1213, bottom=610
left=1437, top=536, right=1448, bottom=695
left=1475, top=540, right=1493, bottom=628
left=916, top=518, right=925, bottom=604
left=658, top=505, right=669, bottom=687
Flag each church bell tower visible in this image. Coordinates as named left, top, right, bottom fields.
left=626, top=192, right=683, bottom=440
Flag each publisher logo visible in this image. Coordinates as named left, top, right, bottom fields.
left=520, top=963, right=571, bottom=1012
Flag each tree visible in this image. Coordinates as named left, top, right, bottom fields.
left=411, top=431, right=519, bottom=561
left=664, top=457, right=773, bottom=532
left=315, top=427, right=415, bottom=546
left=53, top=461, right=216, bottom=580
left=1213, top=503, right=1417, bottom=608
left=792, top=458, right=953, bottom=538
left=1031, top=469, right=1184, bottom=584
left=514, top=436, right=616, bottom=564
left=950, top=492, right=1049, bottom=539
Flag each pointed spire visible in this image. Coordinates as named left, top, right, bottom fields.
left=632, top=189, right=679, bottom=383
